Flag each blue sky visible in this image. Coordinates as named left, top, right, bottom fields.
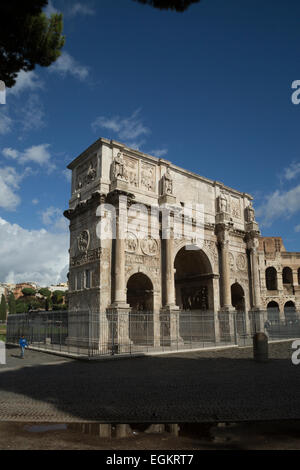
left=0, top=0, right=300, bottom=285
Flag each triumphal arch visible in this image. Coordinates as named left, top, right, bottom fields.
left=64, top=138, right=300, bottom=350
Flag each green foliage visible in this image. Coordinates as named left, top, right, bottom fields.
left=8, top=293, right=16, bottom=315
left=22, top=288, right=36, bottom=296
left=16, top=295, right=44, bottom=312
left=134, top=0, right=200, bottom=11
left=16, top=302, right=26, bottom=314
left=0, top=1, right=65, bottom=88
left=51, top=290, right=64, bottom=304
left=39, top=288, right=51, bottom=298
left=52, top=303, right=67, bottom=311
left=0, top=295, right=7, bottom=322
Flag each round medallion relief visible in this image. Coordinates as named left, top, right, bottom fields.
left=236, top=254, right=247, bottom=271
left=125, top=232, right=138, bottom=253
left=141, top=237, right=159, bottom=256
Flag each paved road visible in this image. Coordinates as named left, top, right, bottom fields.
left=0, top=341, right=299, bottom=423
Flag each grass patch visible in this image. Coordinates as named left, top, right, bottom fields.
left=0, top=325, right=7, bottom=342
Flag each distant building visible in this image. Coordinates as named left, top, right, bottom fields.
left=48, top=283, right=68, bottom=293
left=258, top=237, right=300, bottom=319
left=13, top=283, right=38, bottom=300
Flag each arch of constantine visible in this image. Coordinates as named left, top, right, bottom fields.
left=63, top=138, right=300, bottom=351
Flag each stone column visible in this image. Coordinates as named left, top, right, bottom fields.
left=109, top=196, right=131, bottom=352
left=165, top=228, right=176, bottom=308
left=249, top=241, right=262, bottom=310
left=247, top=235, right=263, bottom=332
left=217, top=225, right=235, bottom=342
left=212, top=276, right=221, bottom=343
left=162, top=226, right=182, bottom=346
left=219, top=238, right=232, bottom=310
left=114, top=218, right=127, bottom=306
left=153, top=291, right=161, bottom=348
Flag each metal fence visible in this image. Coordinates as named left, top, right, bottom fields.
left=6, top=309, right=300, bottom=359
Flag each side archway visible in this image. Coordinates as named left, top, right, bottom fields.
left=231, top=283, right=246, bottom=336
left=126, top=272, right=154, bottom=346
left=231, top=283, right=245, bottom=312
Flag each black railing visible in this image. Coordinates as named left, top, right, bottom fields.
left=6, top=309, right=300, bottom=358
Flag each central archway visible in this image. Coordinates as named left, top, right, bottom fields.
left=174, top=246, right=215, bottom=343
left=126, top=273, right=154, bottom=346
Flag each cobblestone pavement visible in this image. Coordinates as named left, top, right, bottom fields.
left=0, top=341, right=299, bottom=423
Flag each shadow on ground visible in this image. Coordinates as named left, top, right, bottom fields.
left=0, top=342, right=299, bottom=423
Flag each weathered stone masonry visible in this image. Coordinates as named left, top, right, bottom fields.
left=64, top=138, right=300, bottom=347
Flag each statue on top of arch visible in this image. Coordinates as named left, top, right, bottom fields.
left=246, top=202, right=256, bottom=223
left=217, top=191, right=229, bottom=214
left=113, top=151, right=128, bottom=182
left=162, top=167, right=173, bottom=196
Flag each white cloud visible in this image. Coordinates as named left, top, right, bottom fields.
left=20, top=94, right=46, bottom=132
left=282, top=161, right=300, bottom=181
left=256, top=184, right=300, bottom=226
left=41, top=207, right=61, bottom=225
left=295, top=224, right=300, bottom=233
left=149, top=148, right=168, bottom=158
left=92, top=109, right=150, bottom=147
left=8, top=71, right=43, bottom=96
left=0, top=109, right=12, bottom=135
left=0, top=217, right=69, bottom=286
left=0, top=167, right=24, bottom=211
left=44, top=0, right=59, bottom=17
left=49, top=51, right=89, bottom=81
left=41, top=206, right=68, bottom=232
left=3, top=144, right=55, bottom=171
left=63, top=169, right=72, bottom=182
left=67, top=2, right=95, bottom=16
left=32, top=199, right=39, bottom=205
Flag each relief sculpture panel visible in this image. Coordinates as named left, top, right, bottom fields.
left=140, top=162, right=155, bottom=192
left=76, top=157, right=97, bottom=191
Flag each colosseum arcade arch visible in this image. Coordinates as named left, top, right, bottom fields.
left=284, top=300, right=296, bottom=323
left=174, top=246, right=214, bottom=311
left=267, top=301, right=280, bottom=323
left=266, top=267, right=278, bottom=291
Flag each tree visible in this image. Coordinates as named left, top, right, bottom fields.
left=38, top=288, right=51, bottom=298
left=51, top=290, right=64, bottom=304
left=134, top=0, right=200, bottom=11
left=45, top=297, right=51, bottom=311
left=22, top=288, right=36, bottom=296
left=0, top=1, right=65, bottom=88
left=0, top=295, right=7, bottom=322
left=16, top=301, right=26, bottom=314
left=8, top=293, right=16, bottom=315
